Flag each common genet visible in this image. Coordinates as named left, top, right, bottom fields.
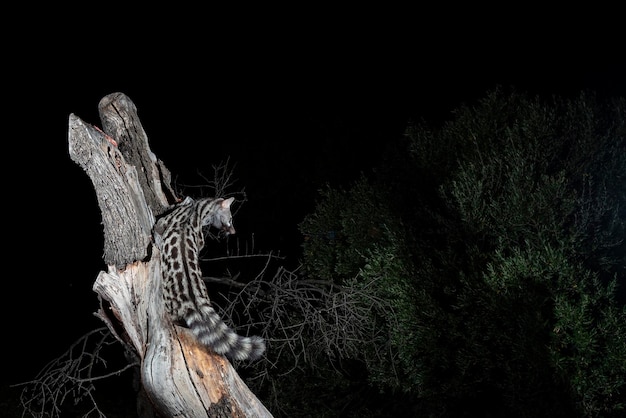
left=154, top=196, right=265, bottom=361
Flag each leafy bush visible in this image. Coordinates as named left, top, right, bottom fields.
left=286, top=89, right=626, bottom=417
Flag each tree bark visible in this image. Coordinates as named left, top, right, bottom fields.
left=68, top=92, right=272, bottom=418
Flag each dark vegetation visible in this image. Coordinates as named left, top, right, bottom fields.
left=250, top=88, right=625, bottom=417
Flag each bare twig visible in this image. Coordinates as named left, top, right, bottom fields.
left=201, top=156, right=238, bottom=198
left=206, top=253, right=400, bottom=413
left=14, top=327, right=139, bottom=418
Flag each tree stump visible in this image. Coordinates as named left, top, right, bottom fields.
left=68, top=92, right=272, bottom=418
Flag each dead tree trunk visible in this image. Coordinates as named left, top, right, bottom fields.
left=68, top=92, right=272, bottom=418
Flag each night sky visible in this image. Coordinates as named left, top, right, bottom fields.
left=4, top=25, right=626, bottom=410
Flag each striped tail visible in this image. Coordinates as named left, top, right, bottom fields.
left=183, top=305, right=265, bottom=361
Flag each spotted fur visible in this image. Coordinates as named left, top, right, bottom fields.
left=155, top=196, right=265, bottom=361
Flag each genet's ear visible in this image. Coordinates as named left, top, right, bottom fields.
left=221, top=197, right=235, bottom=209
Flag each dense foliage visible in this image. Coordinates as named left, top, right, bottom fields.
left=267, top=89, right=626, bottom=417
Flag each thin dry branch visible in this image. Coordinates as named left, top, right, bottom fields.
left=172, top=156, right=242, bottom=202
left=15, top=327, right=139, bottom=418
left=203, top=157, right=238, bottom=198
left=204, top=253, right=401, bottom=403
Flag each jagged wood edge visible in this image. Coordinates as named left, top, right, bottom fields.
left=68, top=112, right=155, bottom=267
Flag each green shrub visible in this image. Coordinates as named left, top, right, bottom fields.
left=288, top=89, right=626, bottom=417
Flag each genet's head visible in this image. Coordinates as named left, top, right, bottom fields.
left=216, top=197, right=236, bottom=235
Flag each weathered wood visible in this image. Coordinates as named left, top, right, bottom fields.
left=68, top=113, right=156, bottom=268
left=68, top=92, right=272, bottom=417
left=97, top=92, right=178, bottom=212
